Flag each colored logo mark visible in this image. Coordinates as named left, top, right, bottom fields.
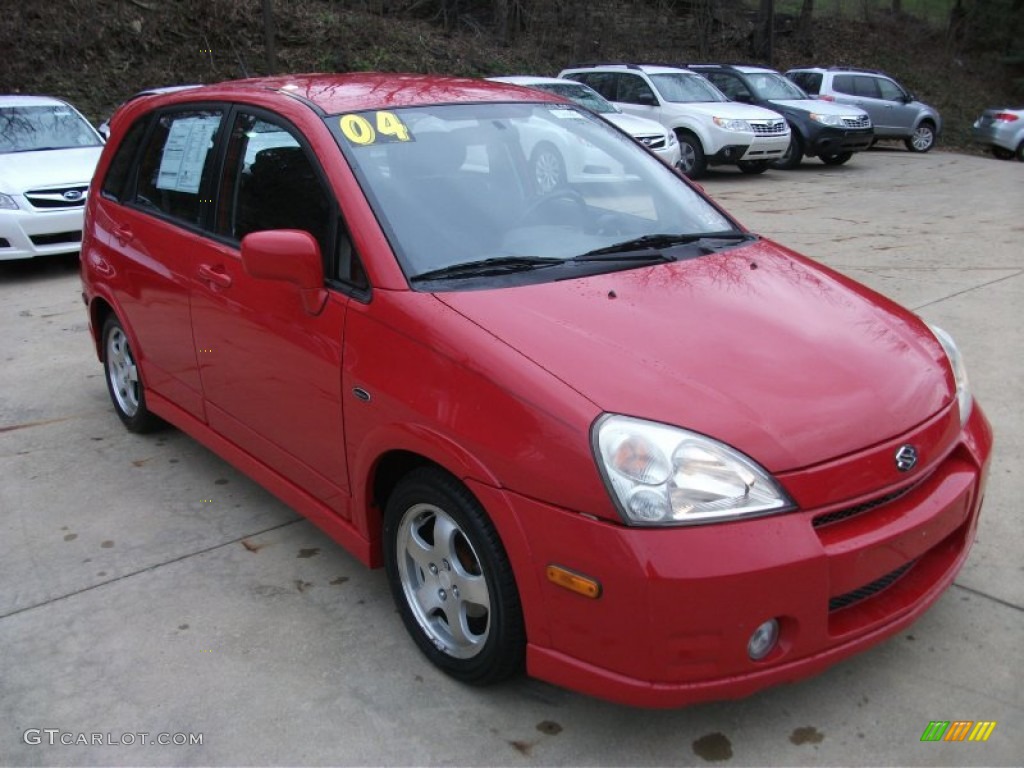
left=920, top=721, right=997, bottom=742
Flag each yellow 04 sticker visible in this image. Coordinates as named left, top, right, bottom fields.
left=339, top=111, right=412, bottom=145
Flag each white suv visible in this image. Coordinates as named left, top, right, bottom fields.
left=559, top=64, right=790, bottom=177
left=0, top=95, right=104, bottom=260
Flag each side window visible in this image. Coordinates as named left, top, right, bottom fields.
left=616, top=74, right=657, bottom=106
left=877, top=78, right=905, bottom=101
left=134, top=110, right=223, bottom=225
left=793, top=72, right=821, bottom=95
left=852, top=76, right=881, bottom=98
left=572, top=72, right=615, bottom=101
left=709, top=73, right=748, bottom=101
left=832, top=75, right=856, bottom=96
left=217, top=112, right=365, bottom=288
left=101, top=117, right=148, bottom=202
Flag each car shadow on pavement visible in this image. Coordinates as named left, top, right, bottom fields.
left=0, top=252, right=80, bottom=283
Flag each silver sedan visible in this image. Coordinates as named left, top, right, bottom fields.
left=972, top=107, right=1024, bottom=161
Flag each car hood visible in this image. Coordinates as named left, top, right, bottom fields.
left=604, top=112, right=668, bottom=137
left=769, top=98, right=868, bottom=117
left=435, top=239, right=952, bottom=473
left=665, top=101, right=784, bottom=121
left=0, top=147, right=102, bottom=193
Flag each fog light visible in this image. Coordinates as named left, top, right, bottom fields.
left=748, top=618, right=779, bottom=660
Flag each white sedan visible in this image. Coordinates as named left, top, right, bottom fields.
left=489, top=76, right=682, bottom=182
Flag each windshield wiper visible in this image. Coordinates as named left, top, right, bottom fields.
left=412, top=256, right=564, bottom=281
left=575, top=232, right=753, bottom=260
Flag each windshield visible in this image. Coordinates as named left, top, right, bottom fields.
left=328, top=102, right=736, bottom=287
left=649, top=73, right=727, bottom=103
left=530, top=82, right=617, bottom=114
left=747, top=73, right=808, bottom=101
left=0, top=105, right=102, bottom=153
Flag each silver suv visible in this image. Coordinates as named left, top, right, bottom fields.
left=785, top=67, right=941, bottom=153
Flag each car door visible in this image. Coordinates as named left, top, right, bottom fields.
left=94, top=108, right=227, bottom=420
left=188, top=108, right=352, bottom=513
left=610, top=73, right=663, bottom=122
left=875, top=76, right=916, bottom=133
left=832, top=75, right=896, bottom=133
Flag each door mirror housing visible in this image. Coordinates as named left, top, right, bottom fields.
left=241, top=229, right=328, bottom=315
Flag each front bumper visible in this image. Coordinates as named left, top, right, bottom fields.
left=806, top=126, right=874, bottom=157
left=481, top=402, right=992, bottom=708
left=0, top=205, right=85, bottom=260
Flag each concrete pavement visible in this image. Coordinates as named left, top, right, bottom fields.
left=1, top=148, right=1021, bottom=766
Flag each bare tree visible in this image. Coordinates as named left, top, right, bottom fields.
left=262, top=0, right=277, bottom=74
left=798, top=0, right=814, bottom=57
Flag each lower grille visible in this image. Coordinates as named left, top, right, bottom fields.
left=29, top=231, right=82, bottom=246
left=637, top=135, right=667, bottom=150
left=813, top=477, right=924, bottom=528
left=829, top=560, right=915, bottom=612
left=843, top=116, right=871, bottom=129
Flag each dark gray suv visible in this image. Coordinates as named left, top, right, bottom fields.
left=786, top=67, right=941, bottom=153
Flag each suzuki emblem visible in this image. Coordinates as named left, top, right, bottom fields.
left=895, top=444, right=918, bottom=472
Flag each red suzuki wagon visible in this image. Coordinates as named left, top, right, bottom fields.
left=81, top=74, right=992, bottom=707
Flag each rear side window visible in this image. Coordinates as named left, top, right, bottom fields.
left=791, top=72, right=822, bottom=95
left=616, top=74, right=658, bottom=105
left=101, top=118, right=148, bottom=202
left=134, top=110, right=224, bottom=225
left=570, top=72, right=616, bottom=100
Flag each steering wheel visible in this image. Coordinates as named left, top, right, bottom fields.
left=514, top=188, right=590, bottom=228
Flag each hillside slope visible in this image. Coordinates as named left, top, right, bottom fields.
left=1, top=0, right=1018, bottom=150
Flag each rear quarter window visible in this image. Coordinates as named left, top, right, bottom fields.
left=101, top=118, right=149, bottom=202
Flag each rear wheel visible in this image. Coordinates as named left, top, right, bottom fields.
left=737, top=160, right=768, bottom=174
left=676, top=131, right=707, bottom=179
left=905, top=121, right=936, bottom=152
left=102, top=315, right=161, bottom=433
left=769, top=133, right=804, bottom=170
left=383, top=467, right=525, bottom=685
left=821, top=151, right=853, bottom=166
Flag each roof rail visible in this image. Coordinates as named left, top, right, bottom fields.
left=828, top=65, right=886, bottom=74
left=564, top=61, right=643, bottom=70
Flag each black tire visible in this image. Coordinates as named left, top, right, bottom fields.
left=676, top=131, right=707, bottom=179
left=102, top=315, right=161, bottom=433
left=1017, top=141, right=1024, bottom=162
left=991, top=146, right=1013, bottom=160
left=769, top=132, right=804, bottom=170
left=905, top=121, right=936, bottom=153
left=820, top=151, right=853, bottom=166
left=529, top=143, right=565, bottom=195
left=383, top=466, right=525, bottom=685
left=737, top=160, right=769, bottom=175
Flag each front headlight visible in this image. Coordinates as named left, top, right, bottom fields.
left=0, top=192, right=20, bottom=210
left=929, top=325, right=972, bottom=428
left=592, top=414, right=795, bottom=526
left=809, top=113, right=847, bottom=127
left=713, top=117, right=752, bottom=132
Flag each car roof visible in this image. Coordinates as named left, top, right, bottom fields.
left=689, top=64, right=777, bottom=75
left=139, top=73, right=563, bottom=115
left=489, top=75, right=575, bottom=87
left=565, top=64, right=697, bottom=76
left=0, top=95, right=72, bottom=108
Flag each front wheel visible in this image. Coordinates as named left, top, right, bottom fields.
left=905, top=122, right=936, bottom=152
left=820, top=151, right=853, bottom=166
left=383, top=467, right=525, bottom=685
left=102, top=315, right=161, bottom=433
left=737, top=160, right=768, bottom=175
left=675, top=132, right=707, bottom=179
left=769, top=133, right=804, bottom=170
left=529, top=143, right=566, bottom=195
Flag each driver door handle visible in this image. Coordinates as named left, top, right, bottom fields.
left=198, top=263, right=233, bottom=289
